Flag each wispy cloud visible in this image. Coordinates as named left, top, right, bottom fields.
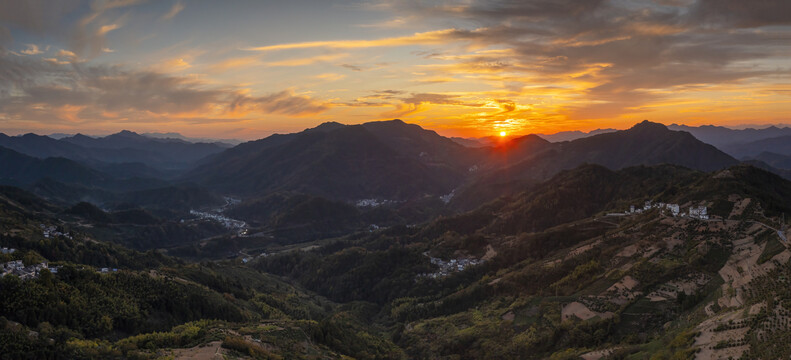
left=228, top=90, right=330, bottom=116
left=209, top=56, right=262, bottom=72
left=244, top=29, right=467, bottom=52
left=20, top=44, right=44, bottom=55
left=0, top=54, right=331, bottom=128
left=264, top=53, right=348, bottom=67
left=315, top=73, right=346, bottom=81
left=356, top=16, right=413, bottom=28
left=162, top=1, right=185, bottom=20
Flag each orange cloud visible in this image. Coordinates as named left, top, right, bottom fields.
left=265, top=53, right=348, bottom=67
left=209, top=57, right=262, bottom=72
left=162, top=1, right=185, bottom=20
left=244, top=29, right=460, bottom=52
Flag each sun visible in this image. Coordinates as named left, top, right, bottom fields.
left=499, top=131, right=507, bottom=137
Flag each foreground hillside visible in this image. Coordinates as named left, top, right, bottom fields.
left=1, top=163, right=781, bottom=358
left=253, top=164, right=791, bottom=359
left=0, top=187, right=404, bottom=359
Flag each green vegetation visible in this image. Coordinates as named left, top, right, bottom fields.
left=757, top=236, right=785, bottom=265
left=3, top=162, right=791, bottom=358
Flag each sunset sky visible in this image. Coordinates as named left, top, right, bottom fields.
left=0, top=0, right=789, bottom=139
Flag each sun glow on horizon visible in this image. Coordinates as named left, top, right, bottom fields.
left=499, top=131, right=507, bottom=137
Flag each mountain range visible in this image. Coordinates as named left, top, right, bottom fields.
left=186, top=120, right=477, bottom=200
left=4, top=119, right=790, bottom=221
left=0, top=130, right=229, bottom=172
left=535, top=128, right=618, bottom=142
left=667, top=124, right=791, bottom=150
left=4, top=119, right=791, bottom=359
left=188, top=120, right=743, bottom=205
left=724, top=135, right=791, bottom=159
left=6, top=119, right=788, bottom=225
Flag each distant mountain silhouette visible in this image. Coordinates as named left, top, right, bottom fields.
left=0, top=133, right=96, bottom=160
left=492, top=120, right=736, bottom=179
left=187, top=121, right=469, bottom=200
left=536, top=128, right=617, bottom=142
left=0, top=130, right=227, bottom=171
left=667, top=124, right=791, bottom=150
left=189, top=120, right=742, bottom=206
left=0, top=145, right=177, bottom=206
left=0, top=146, right=107, bottom=187
left=490, top=134, right=551, bottom=156
left=449, top=137, right=486, bottom=148
left=360, top=119, right=480, bottom=169
left=724, top=135, right=791, bottom=158
left=449, top=128, right=618, bottom=147
left=141, top=131, right=240, bottom=145
left=61, top=130, right=228, bottom=168
left=451, top=121, right=740, bottom=209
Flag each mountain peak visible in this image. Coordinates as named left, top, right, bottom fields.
left=513, top=134, right=551, bottom=144
left=115, top=130, right=141, bottom=137
left=309, top=122, right=346, bottom=133
left=629, top=120, right=668, bottom=132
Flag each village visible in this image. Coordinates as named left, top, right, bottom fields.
left=607, top=200, right=709, bottom=220
left=1, top=258, right=60, bottom=281
left=0, top=224, right=72, bottom=280
left=188, top=209, right=248, bottom=236
left=3, top=255, right=121, bottom=280
left=417, top=253, right=485, bottom=279
left=1, top=223, right=122, bottom=281
left=355, top=198, right=396, bottom=207
left=40, top=224, right=73, bottom=239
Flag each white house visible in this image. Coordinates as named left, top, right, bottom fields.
left=689, top=206, right=709, bottom=220
left=667, top=204, right=680, bottom=216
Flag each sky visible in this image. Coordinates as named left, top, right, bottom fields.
left=0, top=0, right=789, bottom=140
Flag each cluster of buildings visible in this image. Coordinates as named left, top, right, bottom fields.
left=40, top=224, right=73, bottom=239
left=355, top=199, right=395, bottom=207
left=188, top=210, right=247, bottom=235
left=440, top=190, right=456, bottom=204
left=2, top=244, right=62, bottom=280
left=1, top=260, right=59, bottom=280
left=689, top=206, right=709, bottom=220
left=634, top=201, right=681, bottom=216
left=417, top=255, right=485, bottom=279
left=608, top=201, right=709, bottom=220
